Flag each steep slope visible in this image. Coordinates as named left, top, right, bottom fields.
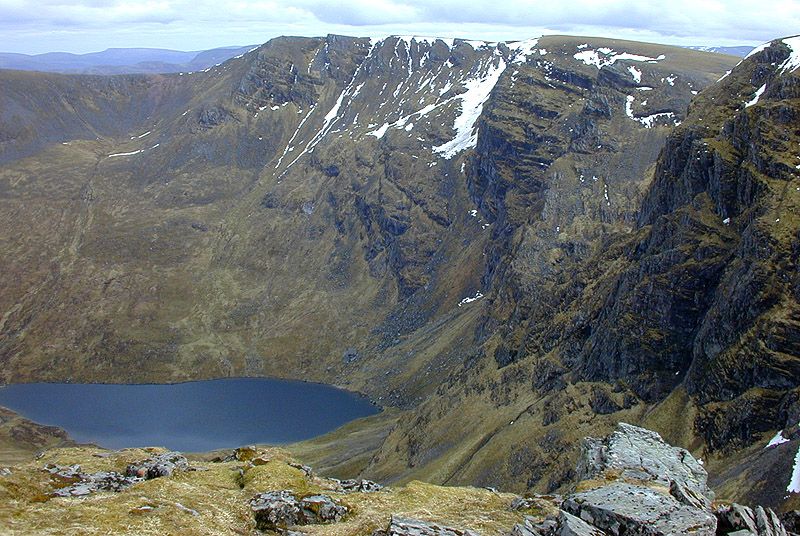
left=358, top=36, right=800, bottom=509
left=0, top=35, right=731, bottom=389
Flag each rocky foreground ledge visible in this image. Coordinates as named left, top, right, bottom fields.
left=0, top=424, right=797, bottom=535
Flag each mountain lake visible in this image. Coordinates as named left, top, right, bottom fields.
left=0, top=378, right=379, bottom=451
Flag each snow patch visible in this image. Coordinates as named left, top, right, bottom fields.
left=745, top=84, right=767, bottom=107
left=107, top=143, right=159, bottom=158
left=507, top=38, right=539, bottom=65
left=433, top=57, right=507, bottom=159
left=369, top=123, right=390, bottom=139
left=458, top=291, right=484, bottom=307
left=779, top=36, right=800, bottom=73
left=625, top=95, right=678, bottom=128
left=628, top=66, right=642, bottom=83
left=789, top=445, right=800, bottom=493
left=574, top=48, right=664, bottom=69
left=766, top=430, right=790, bottom=448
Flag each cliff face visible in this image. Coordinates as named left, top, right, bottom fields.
left=355, top=37, right=799, bottom=507
left=2, top=32, right=797, bottom=505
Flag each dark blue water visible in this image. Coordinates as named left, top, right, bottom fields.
left=0, top=378, right=379, bottom=451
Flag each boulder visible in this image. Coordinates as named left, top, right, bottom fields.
left=299, top=495, right=348, bottom=523
left=125, top=451, right=189, bottom=479
left=251, top=490, right=301, bottom=531
left=373, top=515, right=481, bottom=535
left=562, top=482, right=717, bottom=535
left=334, top=478, right=383, bottom=493
left=577, top=423, right=712, bottom=503
left=289, top=462, right=314, bottom=477
left=250, top=490, right=348, bottom=531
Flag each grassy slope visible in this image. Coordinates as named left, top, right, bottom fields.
left=0, top=445, right=533, bottom=535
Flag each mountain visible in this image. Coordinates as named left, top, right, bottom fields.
left=0, top=45, right=257, bottom=75
left=686, top=45, right=755, bottom=57
left=0, top=31, right=797, bottom=508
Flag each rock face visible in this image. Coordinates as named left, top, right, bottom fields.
left=576, top=422, right=712, bottom=504
left=563, top=482, right=716, bottom=535
left=250, top=490, right=347, bottom=531
left=511, top=423, right=791, bottom=536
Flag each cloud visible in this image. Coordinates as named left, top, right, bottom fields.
left=0, top=0, right=797, bottom=54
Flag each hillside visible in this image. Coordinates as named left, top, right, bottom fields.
left=0, top=46, right=258, bottom=75
left=0, top=32, right=797, bottom=507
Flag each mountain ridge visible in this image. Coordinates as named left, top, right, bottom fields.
left=0, top=32, right=796, bottom=509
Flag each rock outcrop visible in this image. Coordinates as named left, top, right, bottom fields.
left=510, top=423, right=791, bottom=536
left=125, top=451, right=189, bottom=479
left=576, top=422, right=713, bottom=507
left=250, top=490, right=348, bottom=531
left=373, top=515, right=481, bottom=536
left=45, top=451, right=191, bottom=497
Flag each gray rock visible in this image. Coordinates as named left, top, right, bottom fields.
left=250, top=491, right=348, bottom=531
left=289, top=462, right=314, bottom=477
left=251, top=490, right=300, bottom=531
left=125, top=452, right=189, bottom=479
left=299, top=494, right=348, bottom=523
left=45, top=464, right=142, bottom=497
left=334, top=478, right=383, bottom=493
left=558, top=511, right=608, bottom=536
left=562, top=481, right=716, bottom=535
left=715, top=503, right=787, bottom=536
left=510, top=511, right=606, bottom=536
left=342, top=348, right=359, bottom=363
left=509, top=516, right=546, bottom=536
left=577, top=423, right=712, bottom=502
left=669, top=479, right=711, bottom=511
left=376, top=515, right=481, bottom=535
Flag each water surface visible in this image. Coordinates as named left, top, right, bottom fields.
left=0, top=378, right=379, bottom=451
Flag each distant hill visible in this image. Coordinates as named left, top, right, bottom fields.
left=0, top=45, right=258, bottom=74
left=685, top=45, right=754, bottom=57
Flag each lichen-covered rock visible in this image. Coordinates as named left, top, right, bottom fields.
left=334, top=478, right=383, bottom=493
left=125, top=452, right=189, bottom=479
left=577, top=422, right=712, bottom=503
left=45, top=464, right=142, bottom=497
left=299, top=494, right=348, bottom=523
left=250, top=490, right=347, bottom=531
left=251, top=491, right=302, bottom=531
left=562, top=482, right=717, bottom=536
left=373, top=515, right=481, bottom=535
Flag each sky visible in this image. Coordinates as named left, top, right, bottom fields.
left=0, top=0, right=798, bottom=55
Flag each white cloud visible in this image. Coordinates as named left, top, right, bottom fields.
left=0, top=0, right=797, bottom=54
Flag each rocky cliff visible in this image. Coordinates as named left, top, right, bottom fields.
left=0, top=33, right=797, bottom=506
